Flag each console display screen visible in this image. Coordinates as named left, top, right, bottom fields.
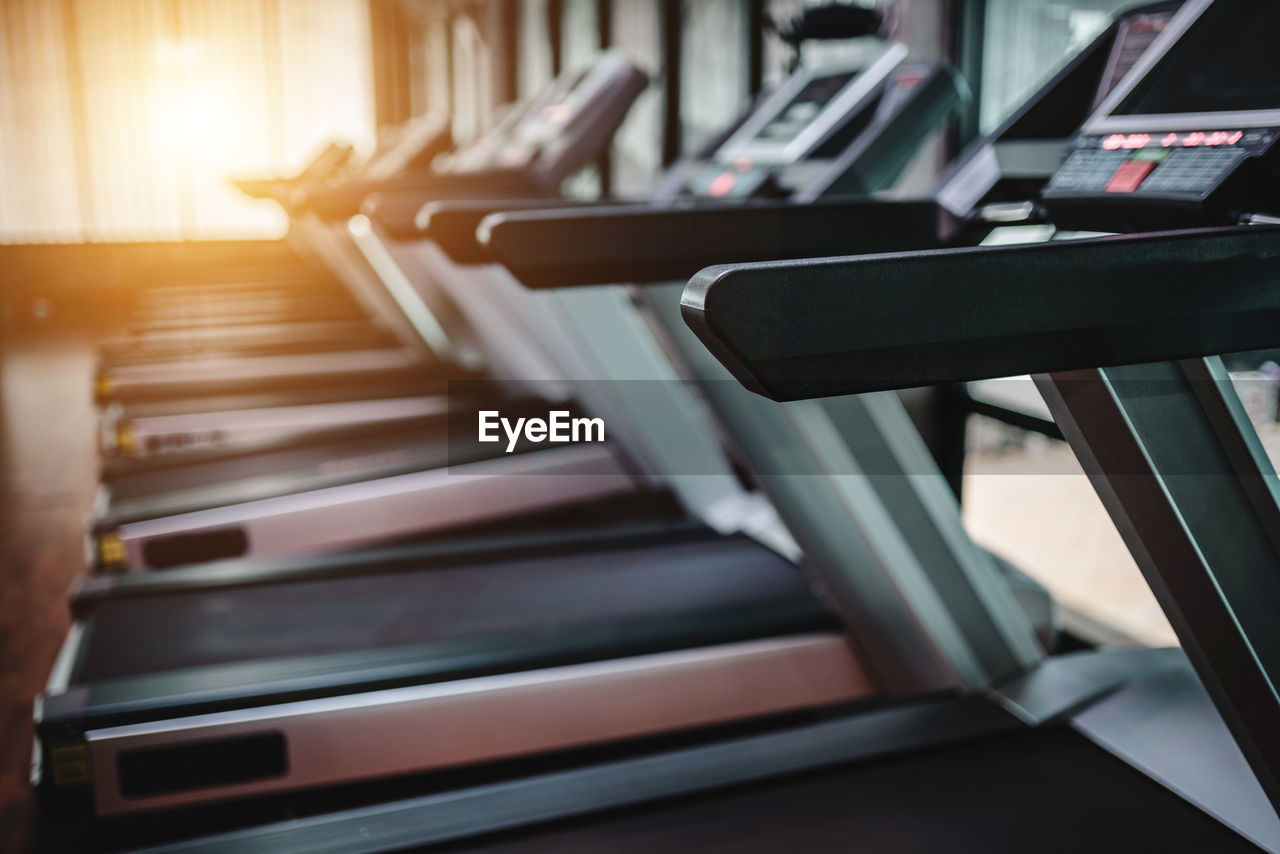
left=1115, top=0, right=1280, bottom=116
left=1092, top=9, right=1176, bottom=109
left=753, top=71, right=856, bottom=144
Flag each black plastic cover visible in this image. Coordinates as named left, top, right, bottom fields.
left=682, top=225, right=1280, bottom=400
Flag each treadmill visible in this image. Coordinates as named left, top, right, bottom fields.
left=86, top=54, right=652, bottom=573
left=78, top=2, right=1280, bottom=851
left=104, top=139, right=359, bottom=338
left=34, top=36, right=1047, bottom=828
left=89, top=84, right=537, bottom=405
left=93, top=59, right=638, bottom=462
left=86, top=44, right=954, bottom=575
left=93, top=238, right=438, bottom=405
left=95, top=118, right=473, bottom=459
left=66, top=27, right=985, bottom=608
left=470, top=1, right=1189, bottom=489
left=93, top=111, right=513, bottom=460
left=93, top=116, right=459, bottom=393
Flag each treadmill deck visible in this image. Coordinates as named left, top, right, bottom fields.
left=436, top=727, right=1264, bottom=853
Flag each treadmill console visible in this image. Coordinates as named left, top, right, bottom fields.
left=362, top=113, right=453, bottom=182
left=1090, top=7, right=1179, bottom=110
left=442, top=50, right=646, bottom=184
left=685, top=52, right=906, bottom=200
left=500, top=50, right=647, bottom=184
left=686, top=45, right=959, bottom=200
left=1044, top=0, right=1280, bottom=230
left=493, top=69, right=591, bottom=170
left=717, top=64, right=867, bottom=164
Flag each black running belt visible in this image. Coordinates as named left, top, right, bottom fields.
left=111, top=378, right=447, bottom=420
left=55, top=598, right=832, bottom=730
left=46, top=536, right=834, bottom=727
left=101, top=363, right=445, bottom=405
left=127, top=305, right=364, bottom=334
left=99, top=326, right=396, bottom=366
left=135, top=278, right=345, bottom=299
left=435, top=728, right=1263, bottom=854
left=130, top=294, right=362, bottom=325
left=72, top=534, right=822, bottom=683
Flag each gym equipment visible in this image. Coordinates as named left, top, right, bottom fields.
left=37, top=37, right=1006, bottom=828
left=86, top=52, right=650, bottom=573
left=677, top=0, right=1280, bottom=847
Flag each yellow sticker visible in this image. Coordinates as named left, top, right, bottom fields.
left=98, top=533, right=127, bottom=569
left=50, top=743, right=90, bottom=787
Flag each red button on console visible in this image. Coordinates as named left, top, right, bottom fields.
left=1105, top=159, right=1156, bottom=193
left=708, top=171, right=737, bottom=198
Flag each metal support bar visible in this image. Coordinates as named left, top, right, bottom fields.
left=1035, top=358, right=1280, bottom=818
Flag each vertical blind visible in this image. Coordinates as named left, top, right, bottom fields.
left=0, top=0, right=378, bottom=243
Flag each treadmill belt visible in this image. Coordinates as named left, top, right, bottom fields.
left=73, top=534, right=825, bottom=683
left=113, top=379, right=444, bottom=420
left=436, top=728, right=1263, bottom=853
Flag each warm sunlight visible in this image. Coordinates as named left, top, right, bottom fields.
left=0, top=1, right=377, bottom=242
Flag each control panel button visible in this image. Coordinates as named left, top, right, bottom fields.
left=1105, top=159, right=1156, bottom=193
left=708, top=171, right=738, bottom=198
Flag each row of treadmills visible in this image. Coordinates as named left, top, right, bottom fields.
left=32, top=0, right=1280, bottom=850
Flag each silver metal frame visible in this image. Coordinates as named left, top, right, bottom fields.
left=290, top=212, right=452, bottom=361
left=347, top=214, right=463, bottom=364
left=1036, top=358, right=1280, bottom=819
left=113, top=445, right=639, bottom=572
left=1071, top=657, right=1280, bottom=852
left=85, top=634, right=871, bottom=816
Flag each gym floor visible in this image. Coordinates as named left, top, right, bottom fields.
left=0, top=286, right=1178, bottom=849
left=964, top=445, right=1177, bottom=646
left=0, top=291, right=126, bottom=851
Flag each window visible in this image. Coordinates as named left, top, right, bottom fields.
left=0, top=0, right=377, bottom=243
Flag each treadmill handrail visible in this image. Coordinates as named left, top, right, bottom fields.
left=229, top=141, right=356, bottom=200
left=480, top=198, right=959, bottom=288
left=680, top=224, right=1280, bottom=401
left=413, top=198, right=632, bottom=262
left=294, top=168, right=548, bottom=221
left=361, top=191, right=568, bottom=244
